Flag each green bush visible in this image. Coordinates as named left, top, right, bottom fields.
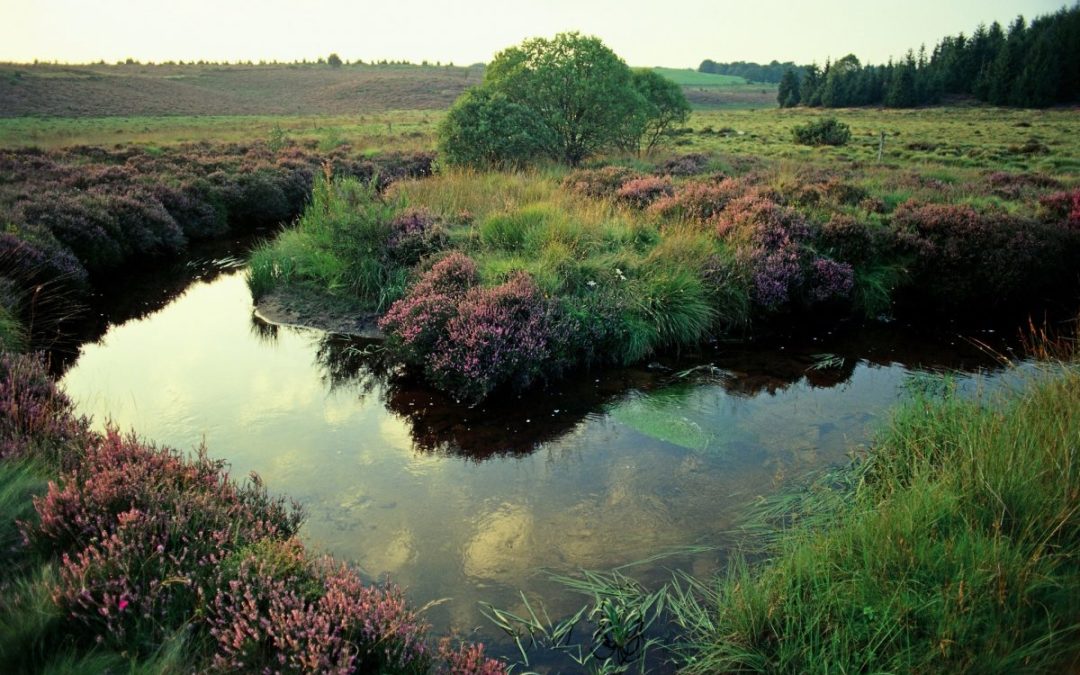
left=792, top=118, right=852, bottom=146
left=437, top=88, right=551, bottom=168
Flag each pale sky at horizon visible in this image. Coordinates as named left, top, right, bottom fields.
left=0, top=0, right=1069, bottom=68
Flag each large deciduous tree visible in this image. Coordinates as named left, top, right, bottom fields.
left=440, top=33, right=688, bottom=167
left=482, top=32, right=643, bottom=166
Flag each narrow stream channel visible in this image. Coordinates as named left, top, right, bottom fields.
left=56, top=245, right=1030, bottom=666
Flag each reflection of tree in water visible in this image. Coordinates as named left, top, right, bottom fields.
left=306, top=320, right=1014, bottom=461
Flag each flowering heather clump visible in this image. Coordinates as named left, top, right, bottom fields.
left=26, top=429, right=303, bottom=651
left=648, top=178, right=743, bottom=223
left=426, top=271, right=556, bottom=403
left=616, top=176, right=674, bottom=209
left=986, top=171, right=1062, bottom=200
left=0, top=351, right=87, bottom=464
left=209, top=547, right=429, bottom=674
left=716, top=194, right=815, bottom=247
left=561, top=166, right=643, bottom=199
left=379, top=253, right=479, bottom=361
left=890, top=200, right=1070, bottom=307
left=437, top=640, right=507, bottom=675
left=1039, top=189, right=1080, bottom=230
left=0, top=230, right=87, bottom=287
left=818, top=214, right=878, bottom=264
left=719, top=196, right=820, bottom=310
left=741, top=245, right=803, bottom=308
left=808, top=258, right=855, bottom=302
left=656, top=153, right=711, bottom=176
left=386, top=207, right=448, bottom=267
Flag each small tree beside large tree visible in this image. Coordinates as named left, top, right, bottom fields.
left=438, top=32, right=690, bottom=167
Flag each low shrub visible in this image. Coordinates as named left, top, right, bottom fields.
left=0, top=352, right=86, bottom=466
left=648, top=178, right=743, bottom=223
left=655, top=153, right=711, bottom=176
left=427, top=271, right=556, bottom=403
left=616, top=176, right=674, bottom=209
left=890, top=200, right=1073, bottom=308
left=1039, top=188, right=1080, bottom=231
left=561, top=166, right=643, bottom=199
left=792, top=118, right=852, bottom=146
left=209, top=546, right=428, bottom=674
left=386, top=207, right=448, bottom=267
left=379, top=252, right=478, bottom=363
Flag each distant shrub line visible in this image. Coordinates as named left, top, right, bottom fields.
left=0, top=351, right=505, bottom=673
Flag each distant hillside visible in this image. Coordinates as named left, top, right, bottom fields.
left=697, top=60, right=805, bottom=84
left=651, top=67, right=747, bottom=87
left=0, top=63, right=483, bottom=117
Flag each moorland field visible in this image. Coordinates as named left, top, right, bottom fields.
left=0, top=50, right=1079, bottom=674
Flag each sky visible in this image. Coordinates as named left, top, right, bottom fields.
left=0, top=0, right=1069, bottom=68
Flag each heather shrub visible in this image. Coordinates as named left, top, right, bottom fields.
left=616, top=176, right=674, bottom=209
left=716, top=195, right=815, bottom=246
left=28, top=429, right=302, bottom=556
left=0, top=230, right=87, bottom=289
left=792, top=118, right=851, bottom=146
left=436, top=641, right=506, bottom=675
left=93, top=187, right=186, bottom=258
left=209, top=547, right=429, bottom=674
left=386, top=207, right=448, bottom=267
left=817, top=214, right=879, bottom=265
left=1039, top=189, right=1080, bottom=230
left=27, top=430, right=303, bottom=653
left=807, top=258, right=855, bottom=302
left=788, top=179, right=868, bottom=207
left=15, top=192, right=124, bottom=273
left=986, top=171, right=1062, bottom=200
left=561, top=166, right=643, bottom=199
left=425, top=272, right=556, bottom=403
left=648, top=178, right=743, bottom=223
left=656, top=153, right=711, bottom=176
left=379, top=253, right=479, bottom=363
left=0, top=352, right=86, bottom=466
left=718, top=196, right=847, bottom=311
left=890, top=200, right=1071, bottom=307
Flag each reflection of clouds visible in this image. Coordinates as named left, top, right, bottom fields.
left=463, top=504, right=535, bottom=581
left=378, top=415, right=413, bottom=451
left=359, top=529, right=415, bottom=576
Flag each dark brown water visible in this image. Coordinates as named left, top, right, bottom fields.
left=58, top=250, right=1030, bottom=667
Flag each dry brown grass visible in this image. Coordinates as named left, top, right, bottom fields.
left=0, top=62, right=483, bottom=117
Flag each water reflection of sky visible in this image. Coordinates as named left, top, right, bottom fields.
left=61, top=269, right=1016, bottom=657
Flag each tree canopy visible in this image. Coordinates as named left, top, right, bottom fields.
left=438, top=33, right=690, bottom=167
